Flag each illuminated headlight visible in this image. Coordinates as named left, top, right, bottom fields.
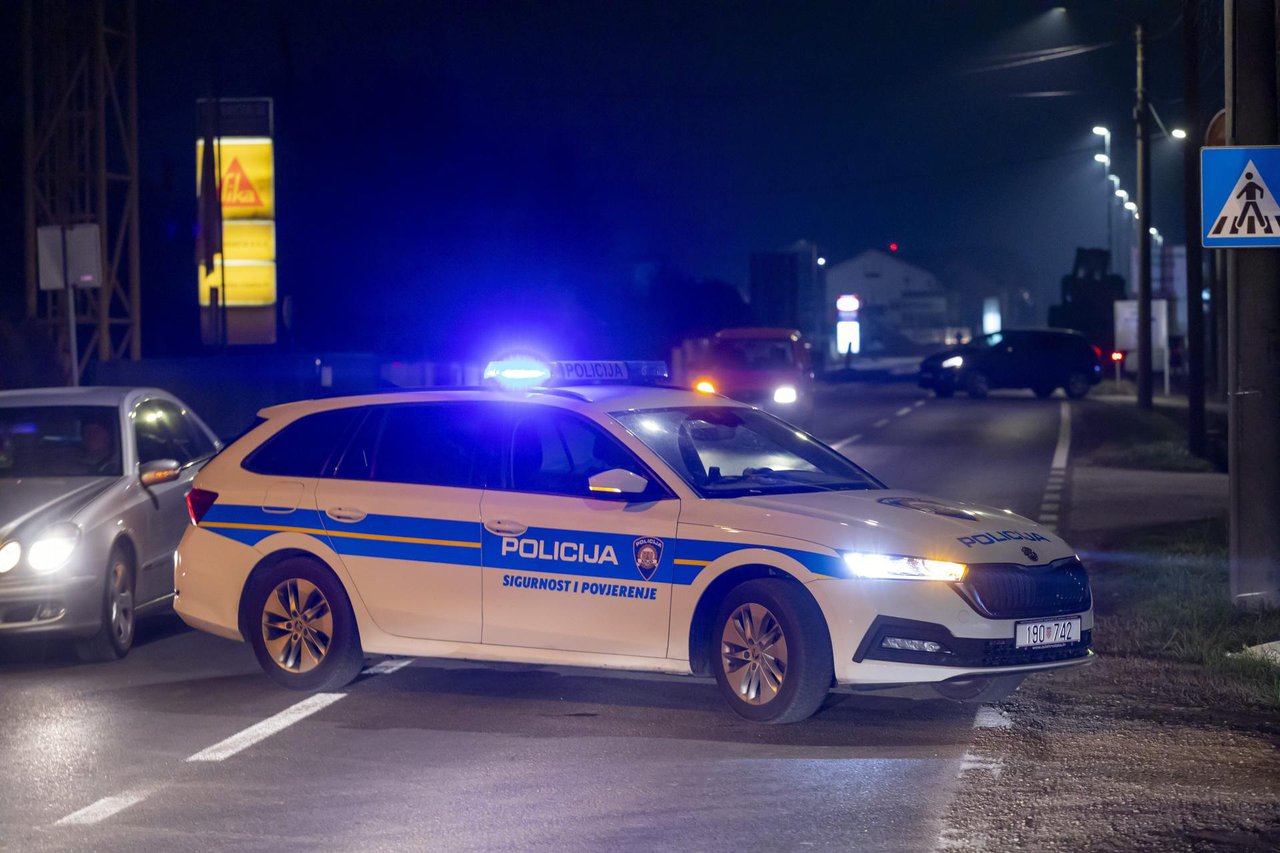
left=28, top=523, right=81, bottom=574
left=773, top=385, right=798, bottom=404
left=0, top=541, right=19, bottom=574
left=941, top=355, right=963, bottom=369
left=843, top=552, right=966, bottom=582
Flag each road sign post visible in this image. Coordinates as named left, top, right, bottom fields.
left=1217, top=0, right=1280, bottom=610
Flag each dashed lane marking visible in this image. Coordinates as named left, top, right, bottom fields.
left=363, top=657, right=414, bottom=676
left=913, top=400, right=926, bottom=408
left=1040, top=401, right=1071, bottom=528
left=873, top=418, right=891, bottom=429
left=895, top=406, right=913, bottom=417
left=54, top=790, right=151, bottom=826
left=832, top=433, right=862, bottom=450
left=186, top=692, right=345, bottom=763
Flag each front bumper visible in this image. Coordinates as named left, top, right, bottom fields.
left=807, top=574, right=1094, bottom=686
left=0, top=573, right=102, bottom=638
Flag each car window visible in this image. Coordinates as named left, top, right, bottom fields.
left=168, top=403, right=217, bottom=461
left=0, top=405, right=122, bottom=478
left=335, top=402, right=502, bottom=488
left=506, top=407, right=650, bottom=498
left=135, top=400, right=202, bottom=465
left=710, top=338, right=795, bottom=369
left=242, top=408, right=361, bottom=477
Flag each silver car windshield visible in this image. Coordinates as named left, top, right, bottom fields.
left=611, top=406, right=882, bottom=498
left=0, top=405, right=123, bottom=478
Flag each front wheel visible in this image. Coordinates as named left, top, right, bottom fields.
left=1064, top=372, right=1091, bottom=399
left=713, top=579, right=833, bottom=723
left=965, top=371, right=990, bottom=399
left=76, top=544, right=136, bottom=662
left=245, top=558, right=364, bottom=691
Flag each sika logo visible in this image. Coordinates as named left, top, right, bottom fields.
left=221, top=158, right=263, bottom=207
left=633, top=537, right=664, bottom=581
left=1022, top=546, right=1040, bottom=562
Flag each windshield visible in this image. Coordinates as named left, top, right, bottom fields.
left=709, top=339, right=795, bottom=370
left=611, top=406, right=881, bottom=498
left=0, top=405, right=123, bottom=478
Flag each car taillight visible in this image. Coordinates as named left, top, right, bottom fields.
left=186, top=488, right=218, bottom=525
left=1092, top=345, right=1103, bottom=359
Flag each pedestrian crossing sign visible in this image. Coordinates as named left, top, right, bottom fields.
left=1202, top=146, right=1280, bottom=248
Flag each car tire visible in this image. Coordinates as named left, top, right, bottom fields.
left=965, top=371, right=990, bottom=399
left=245, top=557, right=364, bottom=692
left=1064, top=372, right=1091, bottom=399
left=932, top=674, right=1026, bottom=704
left=712, top=578, right=833, bottom=724
left=1032, top=382, right=1056, bottom=399
left=933, top=386, right=955, bottom=399
left=75, top=544, right=136, bottom=663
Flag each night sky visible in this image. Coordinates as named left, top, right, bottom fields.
left=0, top=1, right=1219, bottom=362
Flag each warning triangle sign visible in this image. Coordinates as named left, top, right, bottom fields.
left=1208, top=159, right=1280, bottom=237
left=220, top=158, right=263, bottom=208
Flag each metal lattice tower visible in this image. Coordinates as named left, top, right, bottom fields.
left=23, top=0, right=141, bottom=383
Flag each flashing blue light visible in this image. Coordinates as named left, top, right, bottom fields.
left=483, top=358, right=552, bottom=387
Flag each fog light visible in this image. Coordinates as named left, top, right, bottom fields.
left=881, top=637, right=950, bottom=654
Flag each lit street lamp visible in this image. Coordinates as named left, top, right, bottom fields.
left=1093, top=126, right=1113, bottom=263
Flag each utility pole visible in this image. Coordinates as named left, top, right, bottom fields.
left=1183, top=0, right=1206, bottom=457
left=1135, top=21, right=1154, bottom=410
left=1225, top=0, right=1280, bottom=609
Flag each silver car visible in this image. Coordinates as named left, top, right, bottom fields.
left=0, top=387, right=220, bottom=660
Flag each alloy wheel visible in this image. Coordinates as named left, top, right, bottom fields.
left=261, top=578, right=333, bottom=674
left=720, top=603, right=788, bottom=705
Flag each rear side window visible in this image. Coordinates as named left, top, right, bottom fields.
left=242, top=409, right=360, bottom=477
left=337, top=402, right=503, bottom=488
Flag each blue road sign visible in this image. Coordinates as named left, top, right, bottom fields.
left=1202, top=146, right=1280, bottom=248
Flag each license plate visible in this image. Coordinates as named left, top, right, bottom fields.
left=1015, top=616, right=1081, bottom=649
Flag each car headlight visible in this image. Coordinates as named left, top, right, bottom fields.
left=773, top=385, right=798, bottom=404
left=941, top=355, right=963, bottom=369
left=0, top=541, right=19, bottom=574
left=842, top=552, right=966, bottom=582
left=28, top=523, right=81, bottom=574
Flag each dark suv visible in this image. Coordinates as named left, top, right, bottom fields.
left=919, top=329, right=1102, bottom=399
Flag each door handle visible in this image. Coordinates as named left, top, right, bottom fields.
left=484, top=519, right=528, bottom=537
left=325, top=507, right=367, bottom=523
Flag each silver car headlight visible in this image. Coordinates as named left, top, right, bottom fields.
left=0, top=541, right=19, bottom=574
left=842, top=552, right=966, bottom=582
left=28, top=523, right=81, bottom=574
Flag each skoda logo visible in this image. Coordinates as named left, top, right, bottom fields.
left=1021, top=546, right=1039, bottom=562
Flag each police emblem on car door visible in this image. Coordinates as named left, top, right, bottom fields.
left=633, top=537, right=664, bottom=581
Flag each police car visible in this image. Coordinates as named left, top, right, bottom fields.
left=174, top=359, right=1092, bottom=723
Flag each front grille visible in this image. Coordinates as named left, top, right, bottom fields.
left=956, top=557, right=1091, bottom=619
left=854, top=614, right=1092, bottom=668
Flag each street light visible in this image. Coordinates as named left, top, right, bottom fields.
left=1093, top=126, right=1113, bottom=262
left=1171, top=128, right=1188, bottom=140
left=1116, top=189, right=1129, bottom=201
left=1124, top=201, right=1137, bottom=211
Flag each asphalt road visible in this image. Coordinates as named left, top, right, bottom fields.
left=0, top=382, right=1070, bottom=852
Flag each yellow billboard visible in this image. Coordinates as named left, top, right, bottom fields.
left=220, top=221, right=276, bottom=261
left=199, top=260, right=277, bottom=307
left=196, top=137, right=275, bottom=220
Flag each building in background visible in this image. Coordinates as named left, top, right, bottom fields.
left=822, top=249, right=953, bottom=359
left=748, top=240, right=827, bottom=364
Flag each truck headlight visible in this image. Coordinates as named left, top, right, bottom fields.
left=843, top=552, right=966, bottom=582
left=941, top=355, right=963, bottom=369
left=28, top=523, right=81, bottom=574
left=773, top=385, right=798, bottom=404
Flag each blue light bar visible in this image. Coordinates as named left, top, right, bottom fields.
left=483, top=358, right=552, bottom=387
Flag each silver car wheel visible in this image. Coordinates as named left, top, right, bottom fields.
left=108, top=555, right=134, bottom=649
left=720, top=602, right=788, bottom=705
left=261, top=578, right=333, bottom=674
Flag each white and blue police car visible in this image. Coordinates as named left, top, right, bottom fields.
left=174, top=359, right=1092, bottom=723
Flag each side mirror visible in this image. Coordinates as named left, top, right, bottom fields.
left=139, top=458, right=182, bottom=487
left=588, top=468, right=650, bottom=497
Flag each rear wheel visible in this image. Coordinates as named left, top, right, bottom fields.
left=1064, top=371, right=1091, bottom=399
left=712, top=579, right=833, bottom=724
left=1032, top=382, right=1056, bottom=399
left=75, top=545, right=135, bottom=662
left=965, top=371, right=990, bottom=399
left=245, top=557, right=364, bottom=691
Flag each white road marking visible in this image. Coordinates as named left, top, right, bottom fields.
left=186, top=692, right=345, bottom=763
left=55, top=790, right=151, bottom=826
left=363, top=657, right=413, bottom=676
left=895, top=406, right=913, bottom=417
left=958, top=751, right=1004, bottom=778
left=913, top=400, right=926, bottom=408
left=873, top=418, right=891, bottom=428
left=832, top=433, right=862, bottom=450
left=1051, top=401, right=1071, bottom=471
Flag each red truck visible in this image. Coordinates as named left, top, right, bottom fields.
left=689, top=328, right=815, bottom=425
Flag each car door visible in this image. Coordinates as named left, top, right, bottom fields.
left=131, top=398, right=214, bottom=604
left=315, top=401, right=501, bottom=643
left=480, top=404, right=679, bottom=658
